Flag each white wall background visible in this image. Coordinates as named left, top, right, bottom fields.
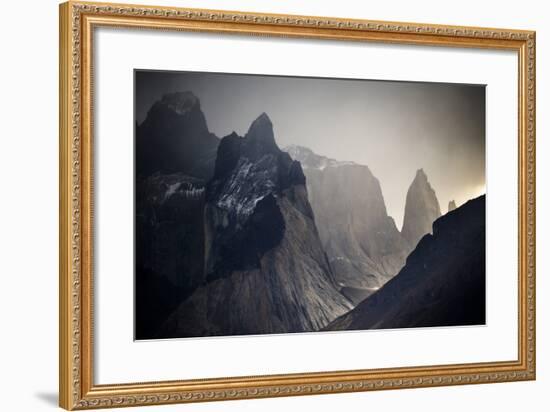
left=0, top=0, right=546, bottom=411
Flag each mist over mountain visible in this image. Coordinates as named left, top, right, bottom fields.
left=135, top=90, right=485, bottom=339
left=401, top=169, right=442, bottom=250
left=327, top=195, right=486, bottom=331
left=285, top=145, right=409, bottom=303
left=136, top=70, right=486, bottom=229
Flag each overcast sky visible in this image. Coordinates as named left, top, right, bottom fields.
left=135, top=70, right=485, bottom=228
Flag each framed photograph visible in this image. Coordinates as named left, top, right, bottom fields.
left=59, top=1, right=536, bottom=409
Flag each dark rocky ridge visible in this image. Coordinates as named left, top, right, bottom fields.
left=135, top=92, right=220, bottom=339
left=135, top=173, right=207, bottom=339
left=326, top=195, right=486, bottom=331
left=136, top=91, right=219, bottom=179
left=284, top=145, right=409, bottom=296
left=204, top=114, right=307, bottom=281
left=401, top=169, right=442, bottom=250
left=157, top=114, right=352, bottom=338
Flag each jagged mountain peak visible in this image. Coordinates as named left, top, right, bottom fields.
left=409, top=168, right=437, bottom=195
left=142, top=90, right=204, bottom=126
left=415, top=168, right=427, bottom=180
left=251, top=112, right=272, bottom=127
left=244, top=112, right=278, bottom=155
left=284, top=144, right=408, bottom=292
left=247, top=112, right=273, bottom=136
left=136, top=92, right=219, bottom=179
left=158, top=91, right=200, bottom=115
left=401, top=168, right=441, bottom=249
left=210, top=115, right=307, bottom=196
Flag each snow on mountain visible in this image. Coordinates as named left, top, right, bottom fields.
left=285, top=144, right=409, bottom=298
left=284, top=145, right=356, bottom=170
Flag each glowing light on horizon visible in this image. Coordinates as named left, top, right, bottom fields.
left=452, top=184, right=486, bottom=210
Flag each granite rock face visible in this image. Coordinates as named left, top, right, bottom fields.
left=401, top=169, right=442, bottom=250
left=327, top=195, right=486, bottom=331
left=157, top=114, right=352, bottom=338
left=285, top=145, right=409, bottom=298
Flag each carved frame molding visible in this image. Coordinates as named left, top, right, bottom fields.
left=59, top=1, right=536, bottom=409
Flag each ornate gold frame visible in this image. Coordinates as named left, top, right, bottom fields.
left=59, top=1, right=536, bottom=410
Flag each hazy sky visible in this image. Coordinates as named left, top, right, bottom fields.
left=135, top=70, right=485, bottom=228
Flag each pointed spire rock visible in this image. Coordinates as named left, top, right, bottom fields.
left=246, top=113, right=274, bottom=140
left=284, top=145, right=409, bottom=291
left=411, top=168, right=430, bottom=186
left=401, top=169, right=441, bottom=249
left=448, top=200, right=457, bottom=212
left=251, top=112, right=272, bottom=127
left=243, top=112, right=278, bottom=158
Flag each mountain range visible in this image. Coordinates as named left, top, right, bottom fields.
left=284, top=145, right=441, bottom=304
left=135, top=91, right=485, bottom=339
left=326, top=194, right=486, bottom=330
left=157, top=113, right=352, bottom=338
left=136, top=93, right=353, bottom=338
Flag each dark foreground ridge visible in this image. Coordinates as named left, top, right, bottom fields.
left=327, top=194, right=486, bottom=331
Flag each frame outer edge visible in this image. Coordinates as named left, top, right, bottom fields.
left=529, top=32, right=536, bottom=379
left=60, top=2, right=76, bottom=410
left=60, top=1, right=536, bottom=409
left=533, top=33, right=536, bottom=379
